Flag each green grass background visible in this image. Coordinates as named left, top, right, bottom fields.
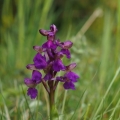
left=0, top=0, right=120, bottom=120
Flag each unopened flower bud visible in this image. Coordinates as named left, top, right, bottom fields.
left=33, top=46, right=43, bottom=53
left=24, top=78, right=36, bottom=88
left=39, top=29, right=49, bottom=36
left=26, top=64, right=36, bottom=70
left=66, top=63, right=77, bottom=71
left=63, top=41, right=73, bottom=49
left=50, top=24, right=58, bottom=33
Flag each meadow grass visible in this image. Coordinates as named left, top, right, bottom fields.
left=0, top=0, right=120, bottom=120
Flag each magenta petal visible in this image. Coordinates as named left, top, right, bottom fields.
left=33, top=46, right=43, bottom=53
left=56, top=76, right=64, bottom=82
left=53, top=59, right=65, bottom=71
left=56, top=52, right=64, bottom=59
left=61, top=49, right=71, bottom=59
left=24, top=78, right=36, bottom=88
left=63, top=82, right=75, bottom=90
left=65, top=71, right=79, bottom=82
left=42, top=40, right=57, bottom=49
left=33, top=53, right=47, bottom=69
left=39, top=29, right=50, bottom=36
left=50, top=24, right=57, bottom=33
left=47, top=32, right=55, bottom=41
left=27, top=88, right=38, bottom=99
left=63, top=41, right=73, bottom=49
left=32, top=70, right=42, bottom=84
left=44, top=72, right=52, bottom=81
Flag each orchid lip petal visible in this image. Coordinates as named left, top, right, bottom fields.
left=33, top=53, right=47, bottom=69
left=63, top=82, right=75, bottom=90
left=53, top=59, right=65, bottom=72
left=27, top=88, right=38, bottom=99
left=65, top=71, right=79, bottom=82
left=61, top=49, right=71, bottom=59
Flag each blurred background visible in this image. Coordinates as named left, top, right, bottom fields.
left=0, top=0, right=120, bottom=120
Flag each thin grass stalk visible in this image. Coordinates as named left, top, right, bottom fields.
left=1, top=92, right=11, bottom=120
left=84, top=104, right=91, bottom=120
left=26, top=0, right=43, bottom=62
left=76, top=8, right=103, bottom=40
left=99, top=10, right=112, bottom=89
left=70, top=90, right=86, bottom=120
left=17, top=0, right=25, bottom=68
left=109, top=98, right=120, bottom=120
left=77, top=91, right=88, bottom=119
left=21, top=85, right=34, bottom=119
left=104, top=89, right=120, bottom=114
left=35, top=0, right=53, bottom=44
left=61, top=90, right=67, bottom=116
left=115, top=0, right=120, bottom=64
left=92, top=66, right=120, bottom=119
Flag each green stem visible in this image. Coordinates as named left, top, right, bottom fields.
left=49, top=87, right=55, bottom=120
left=48, top=81, right=59, bottom=120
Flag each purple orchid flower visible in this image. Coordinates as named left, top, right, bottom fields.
left=56, top=71, right=79, bottom=90
left=24, top=24, right=80, bottom=100
left=33, top=53, right=47, bottom=69
left=24, top=70, right=42, bottom=99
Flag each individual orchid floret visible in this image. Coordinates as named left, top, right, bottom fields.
left=63, top=71, right=79, bottom=89
left=24, top=70, right=42, bottom=86
left=39, top=24, right=57, bottom=37
left=53, top=59, right=65, bottom=72
left=56, top=71, right=79, bottom=90
left=55, top=40, right=73, bottom=49
left=33, top=53, right=47, bottom=69
left=55, top=40, right=72, bottom=59
left=24, top=70, right=42, bottom=99
left=65, top=71, right=79, bottom=82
